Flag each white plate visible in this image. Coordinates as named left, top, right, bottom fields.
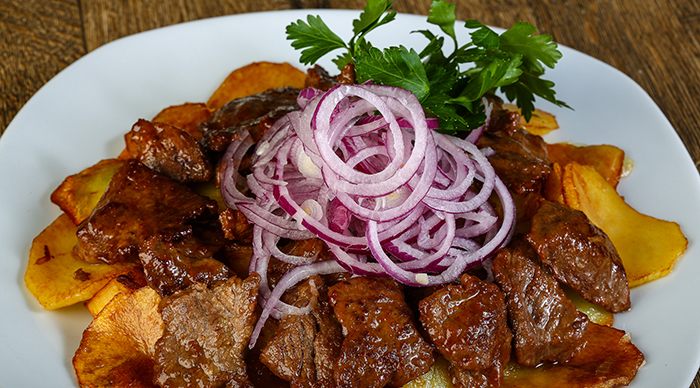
left=1, top=9, right=699, bottom=388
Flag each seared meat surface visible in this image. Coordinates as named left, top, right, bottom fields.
left=491, top=237, right=589, bottom=366
left=477, top=127, right=552, bottom=196
left=139, top=234, right=233, bottom=297
left=125, top=118, right=214, bottom=183
left=419, top=274, right=511, bottom=388
left=76, top=159, right=218, bottom=264
left=220, top=208, right=255, bottom=243
left=527, top=200, right=631, bottom=313
left=153, top=273, right=261, bottom=388
left=328, top=276, right=435, bottom=388
left=200, top=87, right=300, bottom=152
left=261, top=276, right=342, bottom=388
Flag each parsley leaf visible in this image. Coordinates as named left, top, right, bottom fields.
left=353, top=0, right=397, bottom=37
left=426, top=0, right=457, bottom=48
left=286, top=0, right=570, bottom=134
left=286, top=15, right=347, bottom=66
left=499, top=21, right=562, bottom=74
left=355, top=46, right=431, bottom=101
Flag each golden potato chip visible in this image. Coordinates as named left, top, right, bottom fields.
left=85, top=270, right=148, bottom=317
left=502, top=323, right=644, bottom=387
left=73, top=286, right=163, bottom=388
left=152, top=102, right=212, bottom=140
left=502, top=103, right=559, bottom=136
left=116, top=148, right=132, bottom=160
left=207, top=62, right=306, bottom=111
left=25, top=213, right=141, bottom=310
left=547, top=143, right=626, bottom=188
left=562, top=162, right=687, bottom=287
left=50, top=159, right=124, bottom=225
left=543, top=162, right=565, bottom=203
left=401, top=357, right=453, bottom=388
left=562, top=285, right=614, bottom=327
left=190, top=179, right=227, bottom=213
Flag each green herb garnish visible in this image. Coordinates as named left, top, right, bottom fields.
left=286, top=0, right=570, bottom=134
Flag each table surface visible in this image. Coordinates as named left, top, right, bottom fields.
left=2, top=0, right=699, bottom=386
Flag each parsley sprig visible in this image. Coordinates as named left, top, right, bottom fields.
left=286, top=0, right=570, bottom=134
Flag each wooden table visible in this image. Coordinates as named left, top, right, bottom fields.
left=2, top=0, right=699, bottom=386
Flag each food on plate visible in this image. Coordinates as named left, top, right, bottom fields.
left=50, top=158, right=125, bottom=225
left=546, top=142, right=626, bottom=188
left=502, top=103, right=560, bottom=136
left=84, top=270, right=148, bottom=317
left=502, top=322, right=645, bottom=387
left=206, top=61, right=307, bottom=111
left=25, top=213, right=140, bottom=310
left=73, top=286, right=163, bottom=388
left=151, top=102, right=212, bottom=140
left=24, top=1, right=688, bottom=387
left=561, top=162, right=687, bottom=287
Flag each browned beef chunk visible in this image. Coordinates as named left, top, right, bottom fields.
left=217, top=243, right=254, bottom=280
left=491, top=238, right=589, bottom=367
left=477, top=127, right=551, bottom=196
left=328, top=276, right=435, bottom=388
left=305, top=63, right=355, bottom=91
left=419, top=274, right=511, bottom=388
left=305, top=65, right=338, bottom=91
left=246, top=318, right=289, bottom=388
left=526, top=200, right=631, bottom=313
left=266, top=239, right=330, bottom=289
left=337, top=62, right=356, bottom=86
left=200, top=87, right=299, bottom=152
left=220, top=208, right=254, bottom=243
left=486, top=108, right=522, bottom=136
left=125, top=119, right=214, bottom=183
left=261, top=276, right=343, bottom=388
left=139, top=234, right=233, bottom=297
left=153, top=273, right=261, bottom=388
left=76, top=159, right=218, bottom=264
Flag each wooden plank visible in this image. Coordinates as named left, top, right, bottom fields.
left=0, top=0, right=84, bottom=136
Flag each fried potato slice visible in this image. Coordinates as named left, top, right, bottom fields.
left=543, top=162, right=565, bottom=203
left=547, top=143, right=626, bottom=188
left=562, top=162, right=687, bottom=287
left=562, top=285, right=614, bottom=327
left=73, top=286, right=163, bottom=388
left=85, top=269, right=148, bottom=317
left=50, top=159, right=124, bottom=225
left=190, top=179, right=227, bottom=214
left=207, top=62, right=306, bottom=111
left=502, top=323, right=644, bottom=387
left=152, top=102, right=211, bottom=140
left=502, top=103, right=559, bottom=136
left=401, top=357, right=453, bottom=388
left=25, top=214, right=141, bottom=310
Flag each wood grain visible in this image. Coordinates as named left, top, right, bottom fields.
left=1, top=0, right=699, bottom=386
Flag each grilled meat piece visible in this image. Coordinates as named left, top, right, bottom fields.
left=200, top=87, right=300, bottom=152
left=477, top=127, right=552, bottom=196
left=328, top=276, right=435, bottom=388
left=139, top=233, right=232, bottom=297
left=419, top=274, right=511, bottom=388
left=261, top=276, right=343, bottom=388
left=220, top=208, right=254, bottom=243
left=526, top=200, right=631, bottom=313
left=305, top=65, right=338, bottom=91
left=492, top=237, right=589, bottom=367
left=76, top=159, right=218, bottom=264
left=125, top=119, right=214, bottom=183
left=153, top=273, right=261, bottom=388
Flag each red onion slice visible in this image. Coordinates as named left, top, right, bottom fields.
left=219, top=83, right=513, bottom=348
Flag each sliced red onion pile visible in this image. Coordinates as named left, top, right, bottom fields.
left=219, top=83, right=516, bottom=346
